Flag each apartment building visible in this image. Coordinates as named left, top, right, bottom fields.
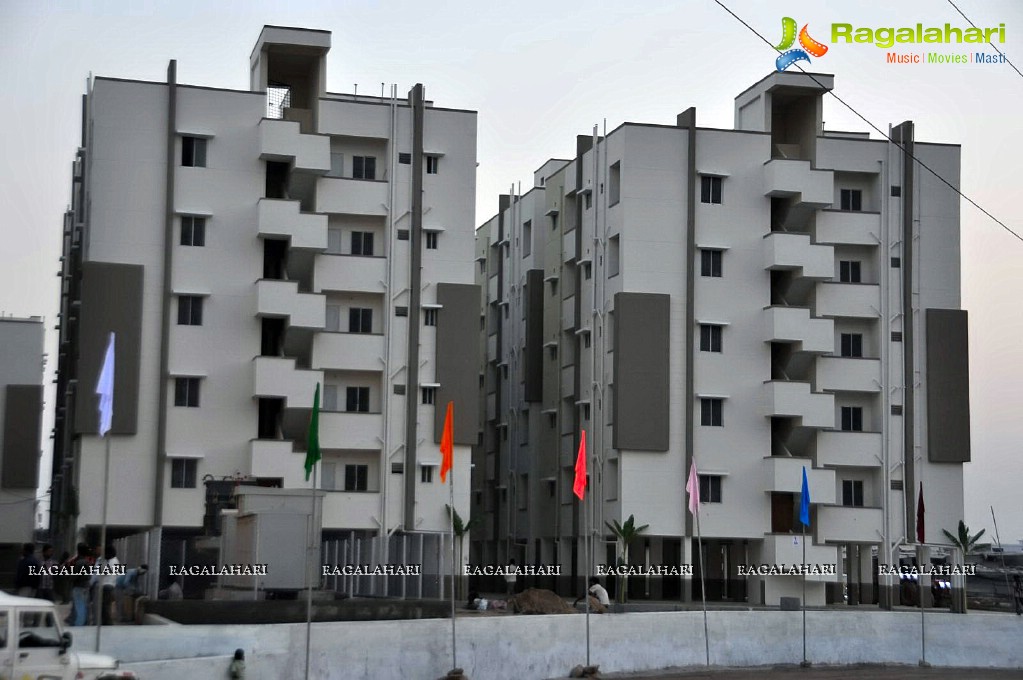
left=49, top=26, right=479, bottom=577
left=0, top=316, right=45, bottom=555
left=473, top=71, right=969, bottom=607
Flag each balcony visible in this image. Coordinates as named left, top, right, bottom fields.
left=816, top=283, right=880, bottom=319
left=318, top=99, right=390, bottom=139
left=764, top=381, right=834, bottom=428
left=563, top=229, right=577, bottom=262
left=760, top=534, right=837, bottom=578
left=488, top=275, right=499, bottom=302
left=817, top=356, right=881, bottom=393
left=816, top=505, right=883, bottom=544
left=762, top=456, right=836, bottom=503
left=253, top=356, right=322, bottom=408
left=816, top=430, right=882, bottom=468
left=487, top=333, right=497, bottom=360
left=561, top=366, right=575, bottom=398
left=248, top=439, right=299, bottom=481
left=764, top=306, right=833, bottom=353
left=314, top=255, right=387, bottom=294
left=815, top=210, right=881, bottom=246
left=258, top=199, right=327, bottom=251
left=763, top=232, right=833, bottom=279
left=320, top=412, right=384, bottom=450
left=256, top=279, right=325, bottom=329
left=311, top=332, right=385, bottom=372
left=259, top=118, right=330, bottom=174
left=316, top=177, right=389, bottom=216
left=763, top=159, right=834, bottom=207
left=322, top=492, right=381, bottom=530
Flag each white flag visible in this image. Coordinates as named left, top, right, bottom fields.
left=96, top=332, right=115, bottom=436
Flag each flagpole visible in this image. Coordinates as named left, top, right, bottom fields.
left=585, top=462, right=591, bottom=669
left=449, top=459, right=457, bottom=672
left=304, top=462, right=316, bottom=680
left=801, top=524, right=807, bottom=667
left=96, top=433, right=111, bottom=651
left=694, top=509, right=709, bottom=666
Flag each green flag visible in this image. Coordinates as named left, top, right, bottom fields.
left=304, top=383, right=321, bottom=481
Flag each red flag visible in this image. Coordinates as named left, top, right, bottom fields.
left=916, top=482, right=925, bottom=543
left=573, top=430, right=587, bottom=500
left=440, top=401, right=454, bottom=483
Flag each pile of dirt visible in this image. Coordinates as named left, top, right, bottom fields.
left=508, top=588, right=576, bottom=614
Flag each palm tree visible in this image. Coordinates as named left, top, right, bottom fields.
left=605, top=514, right=649, bottom=604
left=446, top=505, right=480, bottom=600
left=942, top=520, right=988, bottom=555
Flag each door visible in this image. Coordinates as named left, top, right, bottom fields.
left=12, top=608, right=67, bottom=679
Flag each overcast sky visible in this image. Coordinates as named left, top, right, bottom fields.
left=2, top=0, right=1020, bottom=543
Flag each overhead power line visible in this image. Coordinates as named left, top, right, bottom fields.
left=946, top=0, right=1023, bottom=82
left=711, top=0, right=1023, bottom=245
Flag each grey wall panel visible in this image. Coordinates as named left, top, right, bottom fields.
left=925, top=309, right=970, bottom=463
left=73, top=261, right=144, bottom=434
left=612, top=292, right=670, bottom=451
left=524, top=269, right=544, bottom=402
left=436, top=283, right=482, bottom=445
left=2, top=385, right=42, bottom=489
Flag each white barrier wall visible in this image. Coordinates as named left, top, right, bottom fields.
left=73, top=610, right=1023, bottom=680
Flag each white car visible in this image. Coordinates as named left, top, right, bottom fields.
left=0, top=592, right=137, bottom=680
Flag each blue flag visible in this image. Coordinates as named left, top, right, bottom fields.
left=799, top=466, right=811, bottom=527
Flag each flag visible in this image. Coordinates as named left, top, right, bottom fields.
left=686, top=459, right=700, bottom=516
left=304, top=384, right=321, bottom=482
left=96, top=332, right=115, bottom=436
left=573, top=430, right=587, bottom=500
left=799, top=466, right=811, bottom=527
left=916, top=482, right=925, bottom=543
left=440, top=401, right=454, bottom=483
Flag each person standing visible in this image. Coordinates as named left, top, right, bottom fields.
left=115, top=564, right=148, bottom=623
left=505, top=558, right=518, bottom=595
left=1013, top=574, right=1023, bottom=616
left=70, top=543, right=93, bottom=626
left=96, top=545, right=120, bottom=625
left=14, top=543, right=41, bottom=597
left=36, top=544, right=57, bottom=602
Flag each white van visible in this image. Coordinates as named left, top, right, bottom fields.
left=0, top=592, right=137, bottom=679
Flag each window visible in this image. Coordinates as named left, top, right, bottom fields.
left=700, top=176, right=722, bottom=204
left=608, top=235, right=620, bottom=277
left=352, top=156, right=376, bottom=180
left=421, top=466, right=434, bottom=483
left=349, top=308, right=372, bottom=333
left=699, top=324, right=722, bottom=353
left=17, top=610, right=62, bottom=647
left=840, top=189, right=863, bottom=211
left=425, top=232, right=439, bottom=249
left=344, top=464, right=368, bottom=491
left=395, top=306, right=408, bottom=317
left=397, top=229, right=410, bottom=241
left=346, top=386, right=370, bottom=412
left=840, top=333, right=863, bottom=358
left=421, top=386, right=436, bottom=405
left=840, top=406, right=863, bottom=432
left=177, top=295, right=203, bottom=326
left=583, top=332, right=591, bottom=349
left=325, top=304, right=341, bottom=332
left=522, top=221, right=532, bottom=257
left=891, top=257, right=901, bottom=268
left=582, top=403, right=591, bottom=421
left=699, top=475, right=722, bottom=503
left=174, top=378, right=200, bottom=407
left=891, top=404, right=904, bottom=415
left=890, top=185, right=902, bottom=197
left=391, top=462, right=405, bottom=473
left=180, top=216, right=206, bottom=246
left=393, top=384, right=406, bottom=395
left=426, top=156, right=439, bottom=174
left=351, top=231, right=374, bottom=256
left=548, top=345, right=557, bottom=360
left=609, top=161, right=621, bottom=206
left=398, top=152, right=412, bottom=165
left=700, top=249, right=722, bottom=277
left=700, top=398, right=723, bottom=426
left=171, top=459, right=197, bottom=489
left=583, top=262, right=592, bottom=280
left=424, top=309, right=438, bottom=326
left=839, top=260, right=862, bottom=283
left=842, top=480, right=864, bottom=507
left=584, top=192, right=592, bottom=209
left=181, top=136, right=207, bottom=167
left=891, top=331, right=903, bottom=342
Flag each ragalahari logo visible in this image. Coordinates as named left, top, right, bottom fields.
left=775, top=17, right=829, bottom=71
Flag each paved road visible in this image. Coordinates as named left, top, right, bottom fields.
left=600, top=665, right=1023, bottom=679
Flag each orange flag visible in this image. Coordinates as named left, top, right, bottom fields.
left=573, top=429, right=587, bottom=500
left=440, top=401, right=454, bottom=483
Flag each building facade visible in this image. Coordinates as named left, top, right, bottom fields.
left=473, top=72, right=970, bottom=607
left=50, top=26, right=480, bottom=578
left=0, top=316, right=45, bottom=553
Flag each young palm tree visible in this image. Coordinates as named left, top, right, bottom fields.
left=446, top=505, right=480, bottom=600
left=941, top=520, right=988, bottom=555
left=605, top=514, right=649, bottom=604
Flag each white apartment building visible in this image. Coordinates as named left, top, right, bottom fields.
left=50, top=26, right=479, bottom=580
left=473, top=72, right=970, bottom=607
left=0, top=316, right=45, bottom=552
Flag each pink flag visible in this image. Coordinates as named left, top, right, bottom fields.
left=686, top=459, right=700, bottom=516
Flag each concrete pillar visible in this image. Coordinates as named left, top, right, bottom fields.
left=917, top=545, right=932, bottom=608
left=846, top=544, right=860, bottom=605
left=859, top=545, right=875, bottom=604
left=682, top=538, right=693, bottom=603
